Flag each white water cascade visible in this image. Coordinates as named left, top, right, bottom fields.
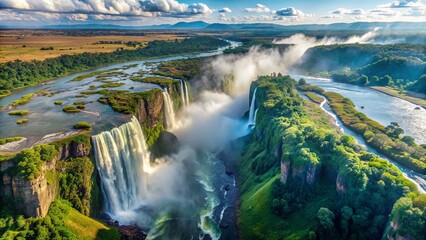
left=162, top=90, right=177, bottom=130
left=248, top=87, right=258, bottom=126
left=180, top=79, right=190, bottom=106
left=92, top=116, right=155, bottom=217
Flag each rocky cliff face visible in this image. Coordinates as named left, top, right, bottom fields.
left=135, top=90, right=164, bottom=128
left=0, top=137, right=91, bottom=218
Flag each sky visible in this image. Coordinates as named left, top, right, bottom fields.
left=0, top=0, right=425, bottom=27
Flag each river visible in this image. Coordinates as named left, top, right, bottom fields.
left=297, top=77, right=426, bottom=193
left=0, top=41, right=240, bottom=152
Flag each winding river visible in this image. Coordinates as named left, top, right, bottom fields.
left=0, top=41, right=240, bottom=152
left=297, top=76, right=426, bottom=193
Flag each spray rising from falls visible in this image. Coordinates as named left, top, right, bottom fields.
left=162, top=90, right=177, bottom=130
left=92, top=116, right=154, bottom=218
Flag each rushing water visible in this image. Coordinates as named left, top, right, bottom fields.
left=162, top=91, right=177, bottom=131
left=180, top=80, right=190, bottom=106
left=92, top=117, right=154, bottom=218
left=298, top=76, right=426, bottom=144
left=248, top=88, right=257, bottom=126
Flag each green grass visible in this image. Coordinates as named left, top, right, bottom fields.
left=16, top=118, right=29, bottom=124
left=97, top=82, right=125, bottom=88
left=12, top=93, right=35, bottom=106
left=73, top=122, right=92, bottom=130
left=130, top=76, right=176, bottom=87
left=0, top=136, right=23, bottom=145
left=0, top=90, right=11, bottom=98
left=63, top=106, right=81, bottom=113
left=54, top=100, right=63, bottom=105
left=8, top=110, right=29, bottom=116
left=71, top=70, right=108, bottom=82
left=304, top=92, right=324, bottom=104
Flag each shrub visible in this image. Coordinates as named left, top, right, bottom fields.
left=73, top=122, right=92, bottom=130
left=63, top=106, right=81, bottom=113
left=54, top=101, right=63, bottom=105
left=8, top=110, right=29, bottom=116
left=16, top=119, right=29, bottom=124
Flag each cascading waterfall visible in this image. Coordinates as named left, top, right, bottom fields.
left=248, top=87, right=258, bottom=126
left=162, top=90, right=177, bottom=130
left=92, top=116, right=155, bottom=217
left=184, top=80, right=190, bottom=106
left=180, top=79, right=190, bottom=106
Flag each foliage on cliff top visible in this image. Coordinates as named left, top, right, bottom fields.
left=99, top=88, right=162, bottom=114
left=0, top=200, right=119, bottom=240
left=13, top=144, right=58, bottom=180
left=239, top=75, right=425, bottom=239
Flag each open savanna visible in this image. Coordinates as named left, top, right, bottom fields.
left=0, top=30, right=185, bottom=63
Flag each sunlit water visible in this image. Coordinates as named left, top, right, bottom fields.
left=297, top=76, right=426, bottom=144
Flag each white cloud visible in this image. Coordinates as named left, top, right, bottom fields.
left=380, top=0, right=425, bottom=8
left=245, top=4, right=271, bottom=13
left=0, top=0, right=214, bottom=18
left=219, top=7, right=232, bottom=13
left=330, top=8, right=366, bottom=15
left=275, top=7, right=305, bottom=17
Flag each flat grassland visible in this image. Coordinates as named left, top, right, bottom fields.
left=0, top=30, right=184, bottom=63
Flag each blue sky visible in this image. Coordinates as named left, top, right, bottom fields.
left=0, top=0, right=425, bottom=26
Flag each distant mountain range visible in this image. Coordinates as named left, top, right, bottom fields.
left=2, top=21, right=426, bottom=32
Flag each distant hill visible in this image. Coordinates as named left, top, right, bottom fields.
left=2, top=21, right=426, bottom=32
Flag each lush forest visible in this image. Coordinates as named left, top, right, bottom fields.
left=238, top=75, right=426, bottom=239
left=295, top=44, right=426, bottom=94
left=0, top=37, right=228, bottom=91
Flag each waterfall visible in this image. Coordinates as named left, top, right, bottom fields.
left=184, top=80, right=190, bottom=106
left=248, top=88, right=258, bottom=125
left=179, top=80, right=186, bottom=107
left=180, top=80, right=190, bottom=106
left=92, top=116, right=154, bottom=216
left=162, top=90, right=176, bottom=130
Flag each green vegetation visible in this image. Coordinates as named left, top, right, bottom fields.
left=298, top=44, right=426, bottom=94
left=63, top=106, right=81, bottom=113
left=16, top=119, right=29, bottom=124
left=57, top=157, right=95, bottom=215
left=154, top=57, right=206, bottom=80
left=0, top=90, right=11, bottom=98
left=0, top=200, right=119, bottom=240
left=0, top=137, right=23, bottom=145
left=322, top=90, right=426, bottom=174
left=130, top=76, right=176, bottom=88
left=54, top=100, right=63, bottom=105
left=14, top=144, right=57, bottom=180
left=71, top=70, right=108, bottom=81
left=11, top=93, right=35, bottom=107
left=0, top=37, right=228, bottom=91
left=8, top=110, right=29, bottom=116
left=73, top=122, right=92, bottom=130
left=238, top=75, right=426, bottom=239
left=98, top=89, right=161, bottom=114
left=97, top=82, right=125, bottom=88
left=304, top=92, right=324, bottom=104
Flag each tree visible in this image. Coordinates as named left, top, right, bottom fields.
left=317, top=207, right=335, bottom=238
left=358, top=75, right=369, bottom=86
left=298, top=78, right=307, bottom=85
left=401, top=136, right=415, bottom=146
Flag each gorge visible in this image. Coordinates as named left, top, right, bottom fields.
left=1, top=32, right=426, bottom=240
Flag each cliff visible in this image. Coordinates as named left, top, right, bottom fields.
left=0, top=134, right=92, bottom=218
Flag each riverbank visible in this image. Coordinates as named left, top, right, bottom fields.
left=371, top=86, right=426, bottom=109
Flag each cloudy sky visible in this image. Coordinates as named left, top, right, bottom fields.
left=0, top=0, right=425, bottom=27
